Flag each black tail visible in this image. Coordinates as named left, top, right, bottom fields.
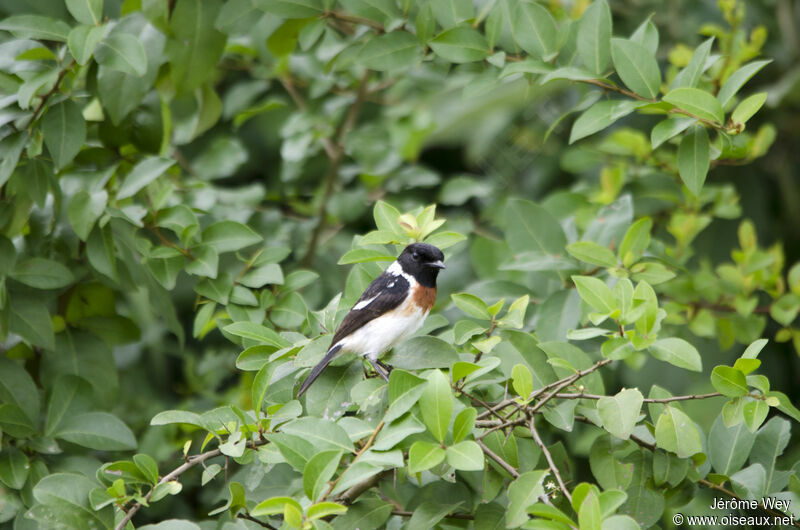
left=297, top=344, right=342, bottom=397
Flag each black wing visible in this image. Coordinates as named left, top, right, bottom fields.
left=330, top=271, right=410, bottom=346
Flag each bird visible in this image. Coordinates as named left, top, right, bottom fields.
left=297, top=242, right=446, bottom=397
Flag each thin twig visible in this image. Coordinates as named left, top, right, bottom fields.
left=335, top=470, right=391, bottom=505
left=476, top=439, right=519, bottom=478
left=324, top=10, right=385, bottom=32
left=553, top=391, right=723, bottom=403
left=302, top=70, right=371, bottom=266
left=478, top=359, right=612, bottom=420
left=114, top=439, right=268, bottom=530
left=529, top=417, right=572, bottom=503
left=320, top=420, right=385, bottom=502
left=529, top=359, right=614, bottom=414
left=237, top=512, right=277, bottom=529
left=26, top=61, right=74, bottom=129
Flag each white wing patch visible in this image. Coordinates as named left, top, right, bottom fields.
left=353, top=296, right=377, bottom=310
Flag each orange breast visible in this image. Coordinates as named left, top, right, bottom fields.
left=408, top=284, right=437, bottom=313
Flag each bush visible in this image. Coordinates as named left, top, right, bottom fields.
left=0, top=0, right=798, bottom=529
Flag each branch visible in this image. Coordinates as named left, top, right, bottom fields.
left=26, top=61, right=74, bottom=129
left=477, top=439, right=519, bottom=478
left=301, top=70, right=371, bottom=266
left=335, top=470, right=392, bottom=505
left=237, top=512, right=277, bottom=529
left=478, top=358, right=613, bottom=420
left=529, top=417, right=572, bottom=503
left=115, top=439, right=268, bottom=530
left=320, top=420, right=384, bottom=502
left=324, top=10, right=385, bottom=32
left=618, top=427, right=800, bottom=528
left=553, top=391, right=723, bottom=403
left=578, top=78, right=655, bottom=102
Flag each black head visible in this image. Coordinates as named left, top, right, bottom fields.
left=397, top=242, right=445, bottom=287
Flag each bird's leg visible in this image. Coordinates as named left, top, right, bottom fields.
left=376, top=359, right=394, bottom=375
left=369, top=359, right=390, bottom=381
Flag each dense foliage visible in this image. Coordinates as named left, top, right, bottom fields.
left=0, top=0, right=799, bottom=529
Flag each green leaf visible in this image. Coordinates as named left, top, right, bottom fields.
left=0, top=357, right=40, bottom=423
left=117, top=156, right=175, bottom=199
left=134, top=454, right=159, bottom=485
left=54, top=411, right=137, bottom=450
left=258, top=0, right=323, bottom=17
left=671, top=37, right=714, bottom=88
left=750, top=417, right=791, bottom=493
left=651, top=116, right=696, bottom=149
left=223, top=321, right=289, bottom=347
left=303, top=450, right=342, bottom=501
left=338, top=248, right=394, bottom=264
left=708, top=415, right=756, bottom=476
left=597, top=388, right=643, bottom=440
left=44, top=375, right=92, bottom=436
left=430, top=27, right=489, bottom=63
left=240, top=263, right=283, bottom=288
left=358, top=31, right=421, bottom=71
left=452, top=407, right=476, bottom=443
left=572, top=276, right=616, bottom=314
left=0, top=132, right=29, bottom=187
left=630, top=17, right=659, bottom=54
left=430, top=0, right=473, bottom=28
left=577, top=0, right=612, bottom=74
left=150, top=410, right=206, bottom=428
left=11, top=258, right=75, bottom=289
left=578, top=487, right=602, bottom=530
left=0, top=15, right=71, bottom=42
left=408, top=441, right=446, bottom=473
left=9, top=298, right=55, bottom=350
left=33, top=473, right=113, bottom=529
left=663, top=87, right=724, bottom=124
left=445, top=440, right=483, bottom=471
left=649, top=338, right=702, bottom=372
left=281, top=417, right=354, bottom=453
left=505, top=199, right=566, bottom=255
left=68, top=25, right=106, bottom=65
left=202, top=220, right=262, bottom=253
left=451, top=292, right=491, bottom=320
left=308, top=502, right=347, bottom=520
left=95, top=32, right=147, bottom=76
left=385, top=336, right=460, bottom=369
left=373, top=413, right=426, bottom=451
left=743, top=399, right=769, bottom=432
left=717, top=59, right=771, bottom=110
left=66, top=0, right=103, bottom=25
left=506, top=471, right=547, bottom=527
left=167, top=0, right=226, bottom=93
left=511, top=364, right=533, bottom=399
left=677, top=125, right=710, bottom=196
left=610, top=37, right=661, bottom=99
left=569, top=99, right=646, bottom=144
left=0, top=447, right=29, bottom=489
left=419, top=370, right=453, bottom=443
left=655, top=406, right=702, bottom=458
left=511, top=1, right=558, bottom=60
left=42, top=99, right=86, bottom=169
left=731, top=92, right=767, bottom=126
left=68, top=190, right=107, bottom=240
left=252, top=496, right=303, bottom=516
left=710, top=365, right=748, bottom=397
left=385, top=369, right=427, bottom=424
left=618, top=217, right=652, bottom=267
left=566, top=241, right=617, bottom=268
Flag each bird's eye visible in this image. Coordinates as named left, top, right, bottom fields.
left=412, top=252, right=420, bottom=261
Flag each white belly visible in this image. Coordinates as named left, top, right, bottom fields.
left=337, top=307, right=428, bottom=361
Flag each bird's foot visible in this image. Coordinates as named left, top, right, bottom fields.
left=369, top=359, right=390, bottom=382
left=376, top=359, right=394, bottom=375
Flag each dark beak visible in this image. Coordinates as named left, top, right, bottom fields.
left=428, top=260, right=446, bottom=269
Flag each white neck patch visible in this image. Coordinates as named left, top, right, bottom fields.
left=387, top=260, right=414, bottom=284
